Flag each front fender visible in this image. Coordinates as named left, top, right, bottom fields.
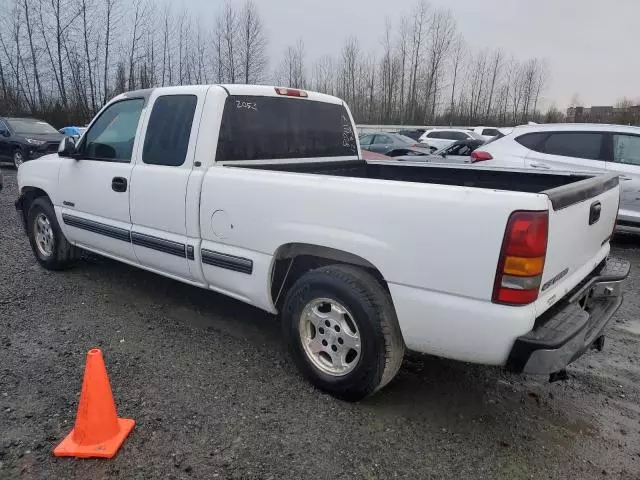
left=17, top=154, right=62, bottom=205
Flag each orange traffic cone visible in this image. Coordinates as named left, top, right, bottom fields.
left=53, top=348, right=135, bottom=458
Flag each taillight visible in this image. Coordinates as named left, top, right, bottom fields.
left=471, top=151, right=493, bottom=162
left=493, top=211, right=548, bottom=305
left=275, top=87, right=308, bottom=98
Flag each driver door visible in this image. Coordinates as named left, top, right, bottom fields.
left=58, top=97, right=147, bottom=262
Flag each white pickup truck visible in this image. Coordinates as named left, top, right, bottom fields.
left=15, top=85, right=629, bottom=400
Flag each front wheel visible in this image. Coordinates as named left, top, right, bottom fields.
left=26, top=197, right=81, bottom=270
left=13, top=149, right=24, bottom=168
left=282, top=265, right=404, bottom=401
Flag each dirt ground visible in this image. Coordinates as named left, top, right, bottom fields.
left=0, top=167, right=639, bottom=480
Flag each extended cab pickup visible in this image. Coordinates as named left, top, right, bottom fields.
left=15, top=85, right=629, bottom=400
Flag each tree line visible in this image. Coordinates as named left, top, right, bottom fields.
left=0, top=0, right=550, bottom=127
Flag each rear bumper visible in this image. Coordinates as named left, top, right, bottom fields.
left=506, top=257, right=630, bottom=374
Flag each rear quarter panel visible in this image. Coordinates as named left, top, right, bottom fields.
left=198, top=166, right=549, bottom=312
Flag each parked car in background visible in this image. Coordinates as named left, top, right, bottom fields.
left=0, top=117, right=64, bottom=168
left=359, top=132, right=431, bottom=155
left=396, top=129, right=426, bottom=141
left=471, top=126, right=502, bottom=140
left=419, top=128, right=485, bottom=151
left=431, top=139, right=486, bottom=163
left=59, top=126, right=87, bottom=139
left=385, top=146, right=432, bottom=158
left=472, top=123, right=640, bottom=231
left=392, top=139, right=485, bottom=164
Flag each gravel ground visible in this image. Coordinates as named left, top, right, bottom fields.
left=0, top=167, right=639, bottom=480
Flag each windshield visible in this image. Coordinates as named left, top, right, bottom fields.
left=7, top=119, right=58, bottom=135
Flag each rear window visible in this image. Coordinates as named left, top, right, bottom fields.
left=216, top=95, right=357, bottom=161
left=481, top=128, right=500, bottom=137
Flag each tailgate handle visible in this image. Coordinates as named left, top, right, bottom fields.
left=589, top=201, right=601, bottom=225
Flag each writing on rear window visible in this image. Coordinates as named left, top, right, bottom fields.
left=216, top=95, right=358, bottom=161
left=236, top=100, right=258, bottom=111
left=342, top=114, right=356, bottom=149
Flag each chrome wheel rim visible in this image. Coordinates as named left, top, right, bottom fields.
left=34, top=213, right=54, bottom=257
left=299, top=298, right=361, bottom=376
left=14, top=151, right=23, bottom=167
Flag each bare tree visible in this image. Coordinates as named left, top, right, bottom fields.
left=485, top=49, right=503, bottom=118
left=407, top=1, right=429, bottom=122
left=127, top=0, right=147, bottom=90
left=340, top=37, right=359, bottom=108
left=221, top=1, right=239, bottom=83
left=396, top=15, right=409, bottom=122
left=101, top=0, right=117, bottom=103
left=312, top=55, right=335, bottom=95
left=239, top=0, right=267, bottom=84
left=423, top=8, right=456, bottom=121
left=448, top=35, right=465, bottom=123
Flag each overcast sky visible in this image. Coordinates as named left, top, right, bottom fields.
left=189, top=0, right=639, bottom=108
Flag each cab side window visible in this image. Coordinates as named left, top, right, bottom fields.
left=81, top=98, right=145, bottom=162
left=143, top=95, right=197, bottom=167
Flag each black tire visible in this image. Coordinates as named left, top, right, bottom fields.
left=13, top=148, right=25, bottom=168
left=26, top=197, right=81, bottom=270
left=282, top=264, right=404, bottom=401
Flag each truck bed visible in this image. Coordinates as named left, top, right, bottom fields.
left=238, top=159, right=598, bottom=196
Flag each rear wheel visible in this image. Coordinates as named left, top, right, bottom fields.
left=282, top=264, right=404, bottom=401
left=13, top=149, right=24, bottom=168
left=26, top=197, right=81, bottom=270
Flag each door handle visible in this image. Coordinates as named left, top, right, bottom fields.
left=620, top=175, right=632, bottom=181
left=111, top=177, right=127, bottom=192
left=530, top=162, right=550, bottom=169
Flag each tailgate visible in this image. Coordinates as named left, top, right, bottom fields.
left=536, top=174, right=620, bottom=314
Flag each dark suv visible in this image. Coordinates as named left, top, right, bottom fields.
left=0, top=117, right=63, bottom=168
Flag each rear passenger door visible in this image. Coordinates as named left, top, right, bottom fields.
left=607, top=133, right=640, bottom=226
left=524, top=131, right=607, bottom=172
left=129, top=87, right=206, bottom=282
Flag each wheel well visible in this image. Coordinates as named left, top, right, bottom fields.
left=18, top=187, right=49, bottom=227
left=270, top=243, right=388, bottom=309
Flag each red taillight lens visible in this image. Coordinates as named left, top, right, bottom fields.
left=275, top=87, right=308, bottom=98
left=471, top=151, right=493, bottom=162
left=503, top=213, right=548, bottom=257
left=493, top=211, right=549, bottom=306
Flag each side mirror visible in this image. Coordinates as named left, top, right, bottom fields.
left=58, top=136, right=77, bottom=158
left=0, top=129, right=10, bottom=137
left=440, top=153, right=447, bottom=158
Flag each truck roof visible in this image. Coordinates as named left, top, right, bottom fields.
left=117, top=84, right=344, bottom=106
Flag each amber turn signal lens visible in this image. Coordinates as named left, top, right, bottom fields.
left=503, top=256, right=545, bottom=277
